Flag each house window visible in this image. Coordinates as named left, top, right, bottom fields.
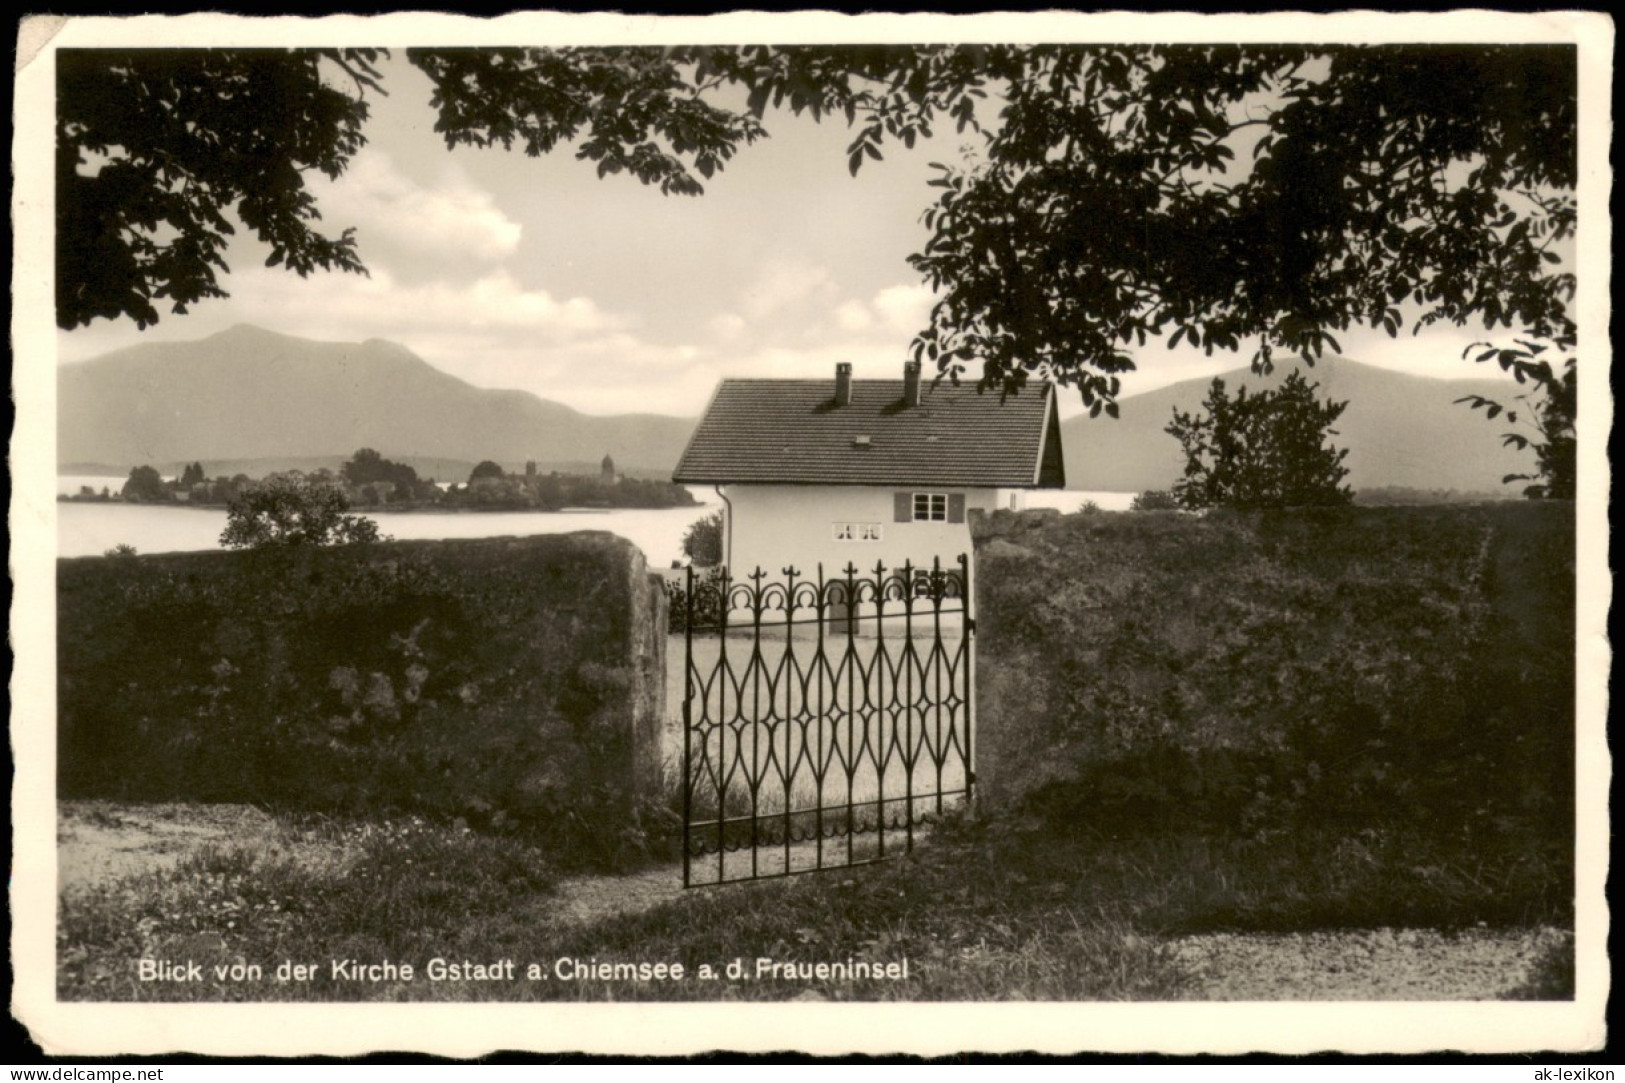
left=894, top=491, right=966, bottom=524
left=833, top=522, right=882, bottom=542
left=912, top=492, right=948, bottom=521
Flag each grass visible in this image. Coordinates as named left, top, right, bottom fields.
left=57, top=800, right=1570, bottom=1002
left=543, top=808, right=1571, bottom=1000
left=59, top=814, right=557, bottom=1001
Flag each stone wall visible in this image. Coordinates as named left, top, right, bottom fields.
left=58, top=532, right=667, bottom=866
left=969, top=503, right=1574, bottom=836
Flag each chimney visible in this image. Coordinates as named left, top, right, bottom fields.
left=903, top=360, right=922, bottom=408
left=835, top=362, right=853, bottom=407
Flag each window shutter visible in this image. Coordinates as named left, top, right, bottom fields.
left=894, top=492, right=912, bottom=522
left=948, top=493, right=966, bottom=523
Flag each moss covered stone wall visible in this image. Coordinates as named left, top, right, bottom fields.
left=58, top=532, right=667, bottom=864
left=970, top=503, right=1574, bottom=853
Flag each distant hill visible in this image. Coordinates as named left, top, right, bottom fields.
left=57, top=324, right=698, bottom=477
left=1061, top=356, right=1537, bottom=494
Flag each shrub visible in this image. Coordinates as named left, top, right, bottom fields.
left=220, top=475, right=383, bottom=549
left=1129, top=489, right=1180, bottom=512
left=681, top=510, right=724, bottom=566
left=1166, top=371, right=1353, bottom=509
left=664, top=566, right=728, bottom=633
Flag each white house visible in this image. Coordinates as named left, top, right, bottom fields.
left=674, top=361, right=1065, bottom=580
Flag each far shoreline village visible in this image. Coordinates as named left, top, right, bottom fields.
left=59, top=450, right=700, bottom=515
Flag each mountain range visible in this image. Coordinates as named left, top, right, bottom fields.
left=59, top=324, right=1536, bottom=495
left=58, top=325, right=696, bottom=480
left=1060, top=355, right=1534, bottom=494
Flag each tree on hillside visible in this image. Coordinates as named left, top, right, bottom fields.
left=342, top=447, right=427, bottom=501
left=121, top=465, right=168, bottom=503
left=58, top=46, right=1577, bottom=482
left=341, top=448, right=390, bottom=485
left=220, top=474, right=383, bottom=548
left=1166, top=371, right=1353, bottom=510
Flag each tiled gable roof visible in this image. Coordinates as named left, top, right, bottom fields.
left=674, top=378, right=1065, bottom=488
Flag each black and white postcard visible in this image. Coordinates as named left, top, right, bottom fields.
left=9, top=10, right=1612, bottom=1058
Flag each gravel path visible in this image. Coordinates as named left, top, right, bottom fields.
left=57, top=802, right=334, bottom=894
left=56, top=800, right=698, bottom=929
left=551, top=829, right=909, bottom=920
left=550, top=862, right=685, bottom=923
left=1168, top=926, right=1571, bottom=999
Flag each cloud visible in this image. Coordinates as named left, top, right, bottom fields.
left=220, top=268, right=722, bottom=415
left=870, top=283, right=934, bottom=333
left=312, top=150, right=523, bottom=263
left=833, top=300, right=873, bottom=332
left=738, top=259, right=841, bottom=322
left=1335, top=325, right=1503, bottom=380
left=819, top=282, right=935, bottom=342
left=708, top=313, right=748, bottom=344
left=56, top=258, right=644, bottom=397
left=706, top=266, right=937, bottom=354
left=217, top=264, right=626, bottom=345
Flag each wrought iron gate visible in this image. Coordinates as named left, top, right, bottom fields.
left=680, top=556, right=974, bottom=887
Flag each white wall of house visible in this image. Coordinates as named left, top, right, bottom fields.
left=720, top=484, right=1002, bottom=581
left=998, top=489, right=1029, bottom=512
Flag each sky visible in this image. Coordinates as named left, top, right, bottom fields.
left=53, top=46, right=1540, bottom=421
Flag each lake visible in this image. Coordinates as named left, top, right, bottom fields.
left=55, top=482, right=1134, bottom=566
